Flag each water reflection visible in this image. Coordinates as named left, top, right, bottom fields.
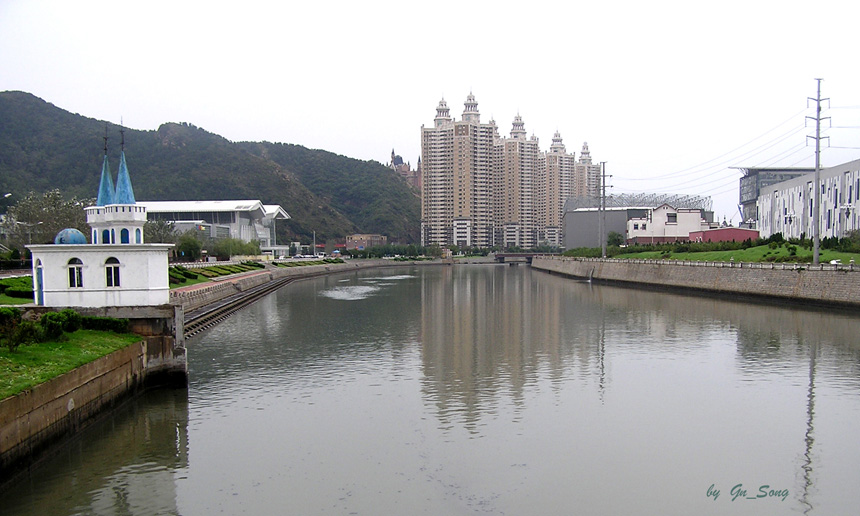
left=0, top=388, right=188, bottom=515
left=1, top=265, right=859, bottom=515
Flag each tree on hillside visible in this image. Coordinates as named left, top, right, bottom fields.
left=1, top=190, right=92, bottom=252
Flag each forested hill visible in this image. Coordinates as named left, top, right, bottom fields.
left=0, top=91, right=420, bottom=243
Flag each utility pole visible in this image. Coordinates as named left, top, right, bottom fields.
left=807, top=78, right=829, bottom=266
left=599, top=161, right=609, bottom=258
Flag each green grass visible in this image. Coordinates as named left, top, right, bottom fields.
left=169, top=275, right=211, bottom=289
left=0, top=330, right=142, bottom=400
left=617, top=244, right=860, bottom=264
left=0, top=292, right=32, bottom=305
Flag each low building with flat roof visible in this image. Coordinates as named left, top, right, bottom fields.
left=346, top=234, right=387, bottom=250
left=757, top=158, right=860, bottom=239
left=139, top=200, right=289, bottom=248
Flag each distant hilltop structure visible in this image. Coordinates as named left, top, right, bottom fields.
left=388, top=149, right=421, bottom=191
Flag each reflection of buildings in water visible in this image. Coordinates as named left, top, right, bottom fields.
left=419, top=266, right=860, bottom=430
left=579, top=279, right=860, bottom=385
left=419, top=266, right=611, bottom=428
left=0, top=389, right=189, bottom=516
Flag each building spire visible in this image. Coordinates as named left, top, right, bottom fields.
left=462, top=92, right=480, bottom=124
left=579, top=142, right=592, bottom=164
left=510, top=114, right=526, bottom=139
left=96, top=126, right=115, bottom=206
left=550, top=130, right=566, bottom=153
left=434, top=98, right=451, bottom=128
left=114, top=127, right=136, bottom=205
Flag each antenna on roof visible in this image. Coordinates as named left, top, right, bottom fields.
left=103, top=123, right=109, bottom=155
left=120, top=118, right=125, bottom=151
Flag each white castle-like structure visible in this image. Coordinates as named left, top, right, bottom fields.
left=28, top=133, right=173, bottom=307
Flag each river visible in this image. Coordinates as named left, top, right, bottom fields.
left=1, top=264, right=859, bottom=515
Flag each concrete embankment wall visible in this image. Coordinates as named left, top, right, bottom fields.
left=1, top=339, right=154, bottom=481
left=531, top=256, right=860, bottom=308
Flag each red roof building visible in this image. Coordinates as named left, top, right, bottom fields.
left=689, top=227, right=759, bottom=242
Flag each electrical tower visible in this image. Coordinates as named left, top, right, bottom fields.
left=807, top=78, right=829, bottom=266
left=599, top=162, right=611, bottom=258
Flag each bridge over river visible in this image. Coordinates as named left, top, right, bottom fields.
left=493, top=252, right=559, bottom=264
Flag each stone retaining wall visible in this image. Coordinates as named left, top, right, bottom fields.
left=1, top=340, right=150, bottom=481
left=531, top=256, right=860, bottom=307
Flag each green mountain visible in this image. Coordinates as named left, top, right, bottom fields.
left=0, top=91, right=420, bottom=243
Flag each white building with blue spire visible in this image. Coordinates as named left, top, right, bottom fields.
left=28, top=135, right=173, bottom=307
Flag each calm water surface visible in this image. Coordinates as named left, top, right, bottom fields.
left=2, top=265, right=860, bottom=515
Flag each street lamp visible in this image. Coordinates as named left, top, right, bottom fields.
left=16, top=221, right=43, bottom=244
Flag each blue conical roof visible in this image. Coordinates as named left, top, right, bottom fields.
left=96, top=154, right=115, bottom=206
left=114, top=151, right=136, bottom=204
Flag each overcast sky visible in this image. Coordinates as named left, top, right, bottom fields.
left=2, top=0, right=860, bottom=222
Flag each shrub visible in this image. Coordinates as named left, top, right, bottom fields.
left=81, top=316, right=129, bottom=333
left=11, top=320, right=45, bottom=347
left=4, top=287, right=33, bottom=299
left=0, top=307, right=23, bottom=351
left=40, top=312, right=66, bottom=341
left=60, top=309, right=82, bottom=332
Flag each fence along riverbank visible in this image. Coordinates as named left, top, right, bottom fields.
left=530, top=256, right=860, bottom=308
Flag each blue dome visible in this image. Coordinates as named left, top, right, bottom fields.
left=54, top=228, right=88, bottom=245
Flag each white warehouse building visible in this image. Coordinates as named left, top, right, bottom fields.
left=138, top=200, right=290, bottom=248
left=757, top=158, right=860, bottom=239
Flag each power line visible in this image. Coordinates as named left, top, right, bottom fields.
left=617, top=108, right=808, bottom=181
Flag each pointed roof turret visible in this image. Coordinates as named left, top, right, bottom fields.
left=96, top=154, right=116, bottom=206
left=96, top=127, right=115, bottom=206
left=114, top=150, right=136, bottom=204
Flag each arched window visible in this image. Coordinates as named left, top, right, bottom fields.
left=105, top=257, right=120, bottom=287
left=68, top=258, right=84, bottom=288
left=120, top=228, right=130, bottom=244
left=102, top=229, right=110, bottom=244
left=110, top=229, right=116, bottom=244
left=92, top=229, right=97, bottom=244
left=135, top=228, right=142, bottom=243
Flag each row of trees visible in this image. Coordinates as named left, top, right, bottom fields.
left=343, top=244, right=444, bottom=259
left=144, top=221, right=261, bottom=261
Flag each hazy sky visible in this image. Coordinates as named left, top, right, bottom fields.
left=2, top=0, right=860, bottom=222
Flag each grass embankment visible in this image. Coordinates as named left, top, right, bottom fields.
left=0, top=329, right=142, bottom=400
left=616, top=245, right=860, bottom=264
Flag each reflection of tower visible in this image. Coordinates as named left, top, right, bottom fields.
left=800, top=340, right=817, bottom=514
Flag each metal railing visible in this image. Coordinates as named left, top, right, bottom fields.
left=541, top=256, right=858, bottom=272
